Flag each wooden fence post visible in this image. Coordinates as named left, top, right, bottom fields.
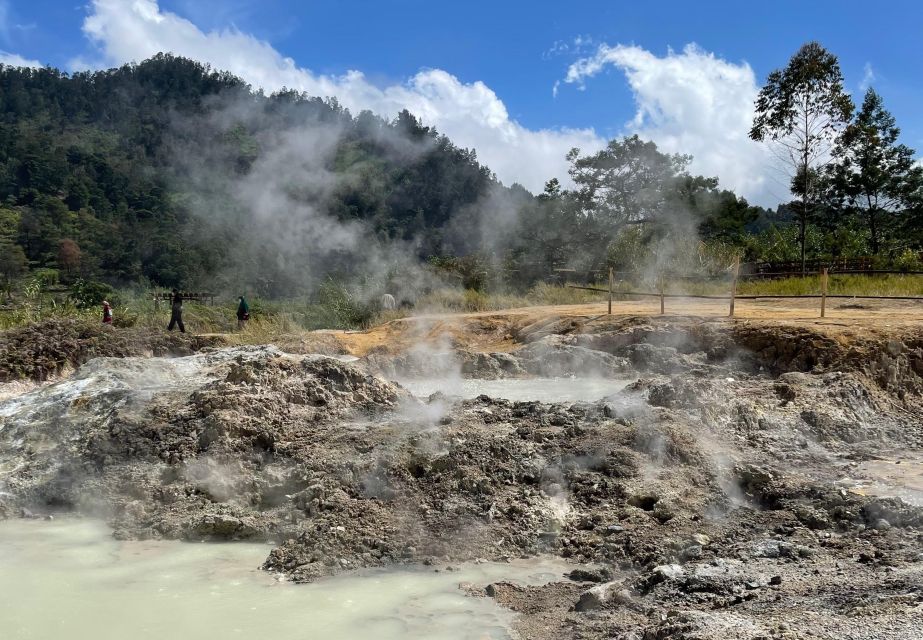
left=820, top=268, right=828, bottom=318
left=608, top=267, right=613, bottom=315
left=729, top=255, right=740, bottom=318
left=659, top=272, right=665, bottom=315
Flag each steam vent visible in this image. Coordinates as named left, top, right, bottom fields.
left=2, top=15, right=923, bottom=639
left=2, top=309, right=922, bottom=638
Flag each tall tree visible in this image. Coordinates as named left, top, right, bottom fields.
left=566, top=135, right=695, bottom=268
left=750, top=42, right=853, bottom=272
left=828, top=88, right=923, bottom=254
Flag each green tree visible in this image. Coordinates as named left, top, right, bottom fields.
left=565, top=135, right=695, bottom=268
left=828, top=88, right=923, bottom=254
left=750, top=42, right=854, bottom=272
left=0, top=240, right=27, bottom=288
left=697, top=190, right=764, bottom=243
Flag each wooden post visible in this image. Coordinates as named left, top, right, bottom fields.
left=607, top=267, right=613, bottom=315
left=729, top=255, right=740, bottom=318
left=659, top=272, right=665, bottom=315
left=820, top=268, right=828, bottom=318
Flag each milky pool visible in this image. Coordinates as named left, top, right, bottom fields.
left=0, top=519, right=570, bottom=640
left=397, top=376, right=633, bottom=403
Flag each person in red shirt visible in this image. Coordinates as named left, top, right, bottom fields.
left=102, top=300, right=113, bottom=324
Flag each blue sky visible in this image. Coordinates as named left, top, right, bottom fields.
left=2, top=0, right=922, bottom=206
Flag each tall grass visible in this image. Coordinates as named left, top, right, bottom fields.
left=741, top=274, right=923, bottom=297
left=2, top=274, right=921, bottom=336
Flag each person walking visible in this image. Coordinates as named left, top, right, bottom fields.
left=101, top=300, right=113, bottom=325
left=167, top=289, right=185, bottom=333
left=236, top=295, right=250, bottom=330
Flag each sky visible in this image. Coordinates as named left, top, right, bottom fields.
left=1, top=0, right=922, bottom=207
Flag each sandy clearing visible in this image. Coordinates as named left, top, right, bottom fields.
left=307, top=297, right=923, bottom=356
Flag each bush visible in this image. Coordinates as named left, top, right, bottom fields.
left=428, top=255, right=494, bottom=291
left=607, top=227, right=647, bottom=271
left=69, top=279, right=116, bottom=309
left=892, top=249, right=923, bottom=272
left=316, top=279, right=374, bottom=328
left=31, top=268, right=60, bottom=287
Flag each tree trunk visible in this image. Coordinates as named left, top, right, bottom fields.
left=799, top=213, right=807, bottom=276
left=869, top=208, right=879, bottom=255
left=802, top=110, right=810, bottom=277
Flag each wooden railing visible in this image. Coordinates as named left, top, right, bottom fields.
left=152, top=291, right=217, bottom=305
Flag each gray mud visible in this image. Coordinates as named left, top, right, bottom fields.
left=1, top=317, right=922, bottom=639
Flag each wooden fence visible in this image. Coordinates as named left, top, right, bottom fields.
left=152, top=291, right=217, bottom=306
left=569, top=264, right=923, bottom=318
left=552, top=255, right=923, bottom=283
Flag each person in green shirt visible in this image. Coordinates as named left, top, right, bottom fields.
left=236, top=296, right=250, bottom=330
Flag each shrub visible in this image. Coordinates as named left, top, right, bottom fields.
left=892, top=249, right=923, bottom=272
left=316, top=278, right=374, bottom=328
left=69, top=279, right=116, bottom=309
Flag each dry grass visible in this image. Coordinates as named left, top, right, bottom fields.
left=3, top=275, right=921, bottom=336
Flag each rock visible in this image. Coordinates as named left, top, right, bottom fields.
left=773, top=382, right=797, bottom=405
left=874, top=518, right=891, bottom=531
left=461, top=353, right=503, bottom=378
left=491, top=352, right=525, bottom=375
left=574, top=580, right=629, bottom=612
left=191, top=513, right=259, bottom=539
left=690, top=533, right=711, bottom=547
left=622, top=344, right=684, bottom=374
left=652, top=564, right=685, bottom=580
left=652, top=500, right=676, bottom=524
left=792, top=505, right=831, bottom=530
left=567, top=567, right=613, bottom=583
left=680, top=545, right=703, bottom=561
left=769, top=575, right=783, bottom=586
left=647, top=378, right=708, bottom=409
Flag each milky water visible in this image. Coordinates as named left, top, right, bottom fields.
left=0, top=519, right=571, bottom=640
left=841, top=458, right=923, bottom=507
left=397, top=377, right=633, bottom=403
left=0, top=351, right=581, bottom=639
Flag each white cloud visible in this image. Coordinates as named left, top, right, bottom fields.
left=859, top=62, right=876, bottom=91
left=0, top=50, right=40, bottom=67
left=73, top=1, right=781, bottom=205
left=75, top=0, right=600, bottom=193
left=562, top=43, right=776, bottom=206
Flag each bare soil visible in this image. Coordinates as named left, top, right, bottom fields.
left=1, top=302, right=922, bottom=639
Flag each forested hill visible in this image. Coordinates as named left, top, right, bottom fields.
left=0, top=54, right=511, bottom=293
left=1, top=53, right=780, bottom=298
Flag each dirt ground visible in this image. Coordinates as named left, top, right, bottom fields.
left=309, top=297, right=923, bottom=359
left=2, top=302, right=923, bottom=639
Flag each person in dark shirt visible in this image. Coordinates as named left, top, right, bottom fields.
left=168, top=289, right=185, bottom=333
left=236, top=296, right=250, bottom=330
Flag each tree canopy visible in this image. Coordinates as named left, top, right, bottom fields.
left=5, top=49, right=917, bottom=296
left=828, top=88, right=923, bottom=254
left=750, top=41, right=854, bottom=271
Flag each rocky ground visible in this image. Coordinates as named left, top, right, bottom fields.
left=1, top=314, right=922, bottom=639
left=0, top=317, right=224, bottom=382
